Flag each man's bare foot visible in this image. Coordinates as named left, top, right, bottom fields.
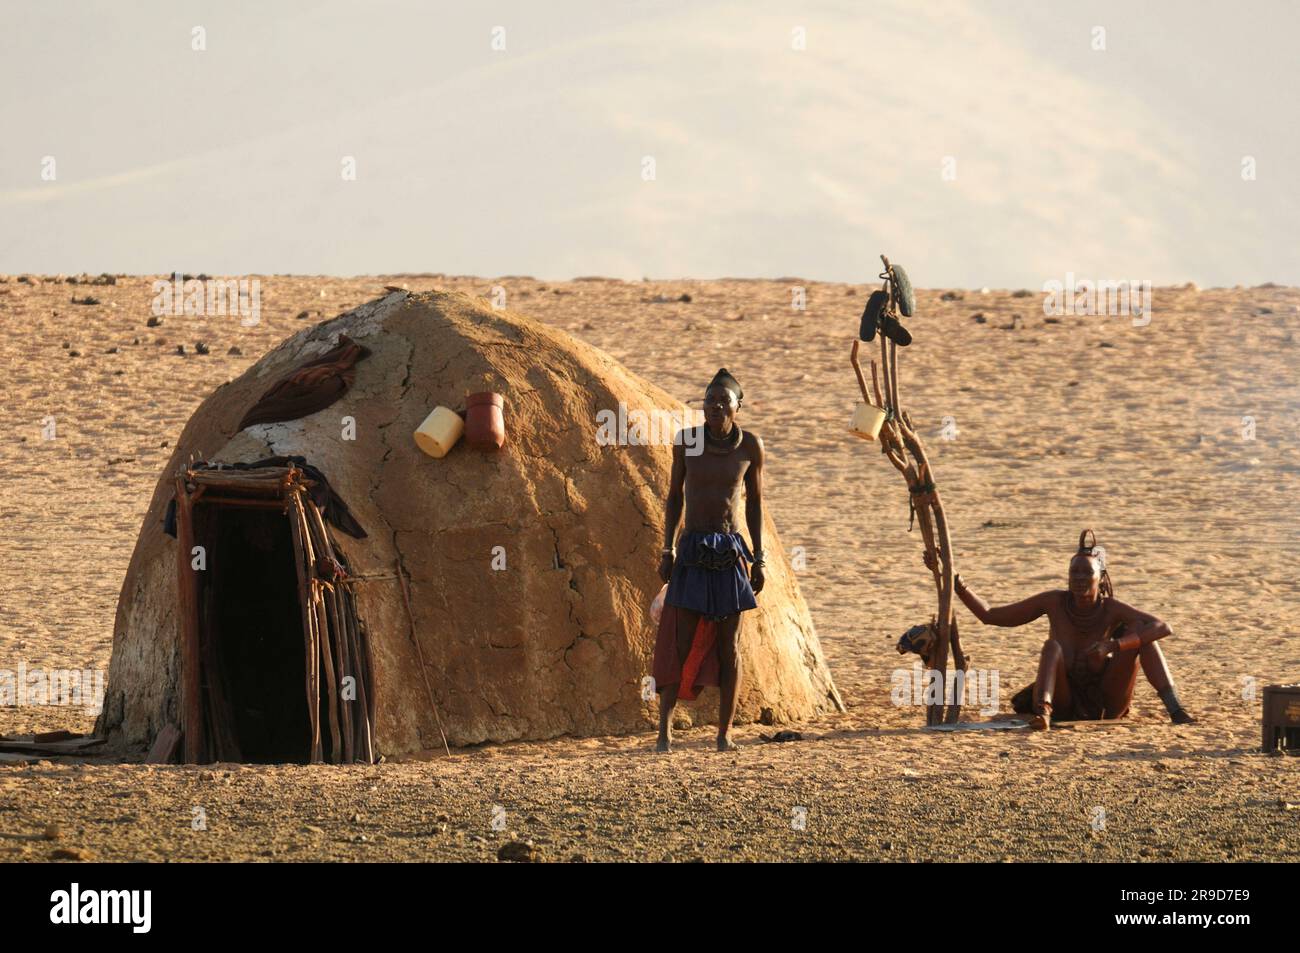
left=1029, top=705, right=1051, bottom=731
left=656, top=733, right=672, bottom=753
left=717, top=734, right=738, bottom=752
left=1170, top=708, right=1196, bottom=725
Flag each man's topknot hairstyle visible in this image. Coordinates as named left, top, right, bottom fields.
left=708, top=367, right=743, bottom=405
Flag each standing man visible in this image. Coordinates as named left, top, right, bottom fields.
left=655, top=368, right=766, bottom=752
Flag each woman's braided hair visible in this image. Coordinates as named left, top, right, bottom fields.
left=1076, top=528, right=1113, bottom=599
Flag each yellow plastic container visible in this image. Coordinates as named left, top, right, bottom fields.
left=414, top=406, right=464, bottom=458
left=849, top=402, right=887, bottom=441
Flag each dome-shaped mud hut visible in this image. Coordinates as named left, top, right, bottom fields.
left=99, top=290, right=843, bottom=762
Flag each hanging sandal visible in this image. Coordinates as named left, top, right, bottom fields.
left=859, top=290, right=888, bottom=341
left=891, top=263, right=916, bottom=317
left=880, top=313, right=913, bottom=346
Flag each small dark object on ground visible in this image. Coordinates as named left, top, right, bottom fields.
left=498, top=839, right=541, bottom=862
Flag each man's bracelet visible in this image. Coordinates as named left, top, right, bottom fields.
left=660, top=548, right=674, bottom=556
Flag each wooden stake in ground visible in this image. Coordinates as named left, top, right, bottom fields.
left=849, top=255, right=969, bottom=725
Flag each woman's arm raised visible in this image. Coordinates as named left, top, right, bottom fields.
left=955, top=574, right=1051, bottom=627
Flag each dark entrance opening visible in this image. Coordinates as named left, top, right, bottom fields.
left=196, top=505, right=310, bottom=763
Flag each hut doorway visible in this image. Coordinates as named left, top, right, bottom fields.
left=171, top=462, right=376, bottom=764
left=198, top=504, right=308, bottom=762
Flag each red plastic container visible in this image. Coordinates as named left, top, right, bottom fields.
left=464, top=391, right=506, bottom=450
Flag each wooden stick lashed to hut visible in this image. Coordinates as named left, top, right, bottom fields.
left=287, top=489, right=324, bottom=763
left=174, top=467, right=205, bottom=762
left=397, top=563, right=452, bottom=758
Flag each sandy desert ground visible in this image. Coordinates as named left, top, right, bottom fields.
left=0, top=272, right=1297, bottom=862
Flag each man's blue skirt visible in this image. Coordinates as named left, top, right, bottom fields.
left=665, top=531, right=758, bottom=620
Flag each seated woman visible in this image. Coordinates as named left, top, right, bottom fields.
left=954, top=530, right=1195, bottom=730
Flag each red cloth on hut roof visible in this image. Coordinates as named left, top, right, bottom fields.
left=238, top=334, right=371, bottom=431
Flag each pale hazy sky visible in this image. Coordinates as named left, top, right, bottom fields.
left=1, top=0, right=1296, bottom=286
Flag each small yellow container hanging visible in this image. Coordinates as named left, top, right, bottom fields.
left=849, top=401, right=887, bottom=441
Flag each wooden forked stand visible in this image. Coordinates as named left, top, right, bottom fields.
left=850, top=256, right=969, bottom=725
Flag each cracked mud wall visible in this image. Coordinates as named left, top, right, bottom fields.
left=101, top=290, right=843, bottom=757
